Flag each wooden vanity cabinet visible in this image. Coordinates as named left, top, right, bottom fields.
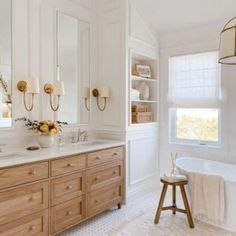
left=0, top=181, right=49, bottom=226
left=0, top=210, right=49, bottom=236
left=87, top=182, right=123, bottom=217
left=50, top=196, right=86, bottom=234
left=51, top=171, right=85, bottom=206
left=0, top=145, right=125, bottom=236
left=50, top=155, right=86, bottom=177
left=86, top=161, right=124, bottom=192
left=87, top=147, right=123, bottom=167
left=0, top=162, right=49, bottom=189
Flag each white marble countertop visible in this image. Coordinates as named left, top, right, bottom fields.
left=0, top=139, right=126, bottom=168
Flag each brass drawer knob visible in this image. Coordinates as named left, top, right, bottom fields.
left=113, top=152, right=118, bottom=156
left=28, top=196, right=34, bottom=202
left=113, top=171, right=118, bottom=175
left=29, top=170, right=37, bottom=175
left=94, top=176, right=99, bottom=181
left=94, top=200, right=98, bottom=203
left=66, top=185, right=73, bottom=190
left=66, top=211, right=72, bottom=216
left=113, top=192, right=117, bottom=196
left=67, top=163, right=75, bottom=167
left=29, top=225, right=36, bottom=231
left=96, top=156, right=101, bottom=160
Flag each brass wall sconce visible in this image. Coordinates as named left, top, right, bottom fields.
left=92, top=86, right=110, bottom=111
left=17, top=78, right=40, bottom=112
left=44, top=80, right=65, bottom=112
left=82, top=87, right=90, bottom=111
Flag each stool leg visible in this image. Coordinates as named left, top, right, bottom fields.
left=154, top=184, right=168, bottom=224
left=172, top=185, right=176, bottom=215
left=180, top=185, right=194, bottom=228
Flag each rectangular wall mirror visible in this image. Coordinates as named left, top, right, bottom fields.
left=0, top=0, right=12, bottom=128
left=57, top=12, right=90, bottom=125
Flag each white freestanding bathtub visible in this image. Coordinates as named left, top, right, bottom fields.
left=176, top=157, right=236, bottom=232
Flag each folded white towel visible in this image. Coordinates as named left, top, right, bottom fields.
left=130, top=88, right=140, bottom=96
left=189, top=172, right=225, bottom=224
left=163, top=174, right=187, bottom=183
left=131, top=95, right=140, bottom=101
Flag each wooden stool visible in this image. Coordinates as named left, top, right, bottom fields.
left=154, top=178, right=194, bottom=228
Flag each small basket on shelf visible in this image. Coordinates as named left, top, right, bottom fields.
left=132, top=104, right=153, bottom=123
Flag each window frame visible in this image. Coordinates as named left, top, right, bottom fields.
left=168, top=50, right=222, bottom=147
left=169, top=108, right=222, bottom=147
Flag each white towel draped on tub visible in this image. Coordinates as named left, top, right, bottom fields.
left=189, top=172, right=225, bottom=224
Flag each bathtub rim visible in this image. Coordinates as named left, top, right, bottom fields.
left=176, top=157, right=236, bottom=183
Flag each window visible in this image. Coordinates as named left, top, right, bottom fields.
left=168, top=51, right=221, bottom=146
left=170, top=108, right=220, bottom=145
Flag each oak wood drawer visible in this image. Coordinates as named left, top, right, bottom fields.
left=86, top=161, right=123, bottom=192
left=51, top=155, right=86, bottom=177
left=0, top=162, right=49, bottom=190
left=51, top=171, right=85, bottom=206
left=0, top=181, right=49, bottom=225
left=51, top=196, right=85, bottom=234
left=87, top=147, right=123, bottom=167
left=87, top=182, right=123, bottom=217
left=0, top=210, right=48, bottom=236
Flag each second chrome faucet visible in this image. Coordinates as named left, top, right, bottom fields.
left=71, top=129, right=88, bottom=143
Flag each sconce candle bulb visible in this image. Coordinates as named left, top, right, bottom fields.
left=27, top=78, right=40, bottom=94
left=82, top=87, right=90, bottom=99
left=100, top=86, right=110, bottom=98
left=54, top=80, right=65, bottom=96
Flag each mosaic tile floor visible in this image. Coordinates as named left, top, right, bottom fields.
left=60, top=190, right=236, bottom=236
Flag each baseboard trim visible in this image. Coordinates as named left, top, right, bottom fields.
left=126, top=175, right=160, bottom=202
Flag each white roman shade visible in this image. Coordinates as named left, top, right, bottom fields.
left=168, top=51, right=221, bottom=108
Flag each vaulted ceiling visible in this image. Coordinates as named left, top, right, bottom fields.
left=131, top=0, right=236, bottom=35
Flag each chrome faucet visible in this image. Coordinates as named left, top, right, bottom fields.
left=70, top=129, right=88, bottom=143
left=77, top=129, right=87, bottom=142
left=83, top=132, right=88, bottom=142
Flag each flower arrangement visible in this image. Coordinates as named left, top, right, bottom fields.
left=15, top=117, right=68, bottom=136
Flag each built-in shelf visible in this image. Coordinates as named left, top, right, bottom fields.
left=130, top=122, right=158, bottom=127
left=131, top=75, right=157, bottom=83
left=129, top=49, right=159, bottom=126
left=131, top=100, right=157, bottom=103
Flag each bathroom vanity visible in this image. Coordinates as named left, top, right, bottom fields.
left=0, top=141, right=125, bottom=235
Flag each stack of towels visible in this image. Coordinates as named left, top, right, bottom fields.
left=131, top=88, right=140, bottom=101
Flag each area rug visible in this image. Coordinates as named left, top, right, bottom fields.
left=107, top=207, right=236, bottom=236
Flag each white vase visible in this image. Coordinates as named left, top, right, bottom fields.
left=136, top=82, right=150, bottom=100
left=38, top=134, right=54, bottom=148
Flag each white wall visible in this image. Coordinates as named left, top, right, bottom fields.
left=93, top=0, right=127, bottom=133
left=159, top=22, right=236, bottom=176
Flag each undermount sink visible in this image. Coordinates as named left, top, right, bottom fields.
left=0, top=152, right=25, bottom=159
